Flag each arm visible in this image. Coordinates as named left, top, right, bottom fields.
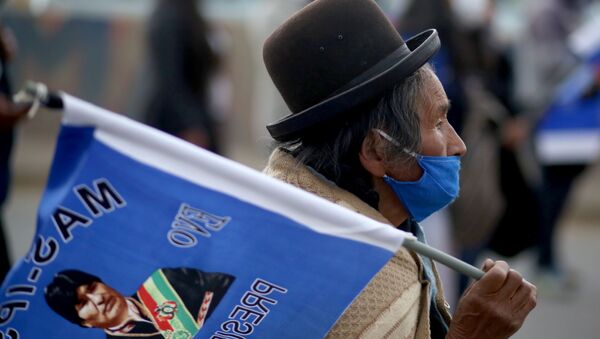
left=446, top=260, right=537, bottom=339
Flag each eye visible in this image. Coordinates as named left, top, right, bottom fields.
left=87, top=282, right=97, bottom=293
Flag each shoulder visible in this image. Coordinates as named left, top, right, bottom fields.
left=264, top=148, right=389, bottom=223
left=263, top=148, right=305, bottom=184
left=265, top=149, right=426, bottom=337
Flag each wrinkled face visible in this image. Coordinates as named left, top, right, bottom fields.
left=387, top=68, right=467, bottom=182
left=75, top=281, right=129, bottom=329
left=417, top=69, right=466, bottom=157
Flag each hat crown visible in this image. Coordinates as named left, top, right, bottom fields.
left=263, top=0, right=405, bottom=114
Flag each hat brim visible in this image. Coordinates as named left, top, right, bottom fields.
left=267, top=29, right=441, bottom=142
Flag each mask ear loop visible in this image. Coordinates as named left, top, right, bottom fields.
left=373, top=128, right=420, bottom=159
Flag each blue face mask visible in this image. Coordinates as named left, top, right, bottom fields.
left=376, top=129, right=461, bottom=222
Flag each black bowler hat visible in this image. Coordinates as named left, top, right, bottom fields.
left=264, top=0, right=440, bottom=141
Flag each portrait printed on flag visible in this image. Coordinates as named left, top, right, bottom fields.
left=44, top=267, right=235, bottom=338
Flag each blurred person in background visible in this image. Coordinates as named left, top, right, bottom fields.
left=143, top=0, right=220, bottom=153
left=0, top=14, right=31, bottom=283
left=514, top=0, right=595, bottom=294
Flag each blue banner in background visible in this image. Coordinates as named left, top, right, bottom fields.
left=0, top=94, right=409, bottom=339
left=535, top=45, right=600, bottom=165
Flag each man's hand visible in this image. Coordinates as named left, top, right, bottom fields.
left=446, top=259, right=537, bottom=339
left=0, top=94, right=31, bottom=130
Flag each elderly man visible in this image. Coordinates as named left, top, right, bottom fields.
left=262, top=0, right=536, bottom=338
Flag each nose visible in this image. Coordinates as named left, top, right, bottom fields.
left=448, top=125, right=467, bottom=157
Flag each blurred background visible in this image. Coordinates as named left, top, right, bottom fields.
left=0, top=0, right=599, bottom=337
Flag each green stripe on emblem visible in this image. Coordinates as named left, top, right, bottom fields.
left=142, top=279, right=187, bottom=331
left=146, top=270, right=200, bottom=334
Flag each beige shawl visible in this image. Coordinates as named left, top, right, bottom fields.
left=264, top=149, right=452, bottom=339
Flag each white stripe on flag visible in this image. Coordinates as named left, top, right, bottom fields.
left=60, top=93, right=414, bottom=252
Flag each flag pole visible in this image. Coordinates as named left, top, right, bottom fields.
left=403, top=238, right=485, bottom=280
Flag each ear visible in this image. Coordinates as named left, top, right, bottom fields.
left=359, top=130, right=387, bottom=178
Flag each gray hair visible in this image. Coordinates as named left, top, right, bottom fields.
left=278, top=64, right=431, bottom=208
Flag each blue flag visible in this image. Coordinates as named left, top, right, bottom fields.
left=0, top=94, right=411, bottom=339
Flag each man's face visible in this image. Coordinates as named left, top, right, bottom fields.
left=416, top=69, right=466, bottom=157
left=387, top=68, right=467, bottom=182
left=75, top=281, right=129, bottom=329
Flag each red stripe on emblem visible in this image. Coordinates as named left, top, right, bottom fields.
left=196, top=291, right=214, bottom=326
left=138, top=286, right=174, bottom=331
